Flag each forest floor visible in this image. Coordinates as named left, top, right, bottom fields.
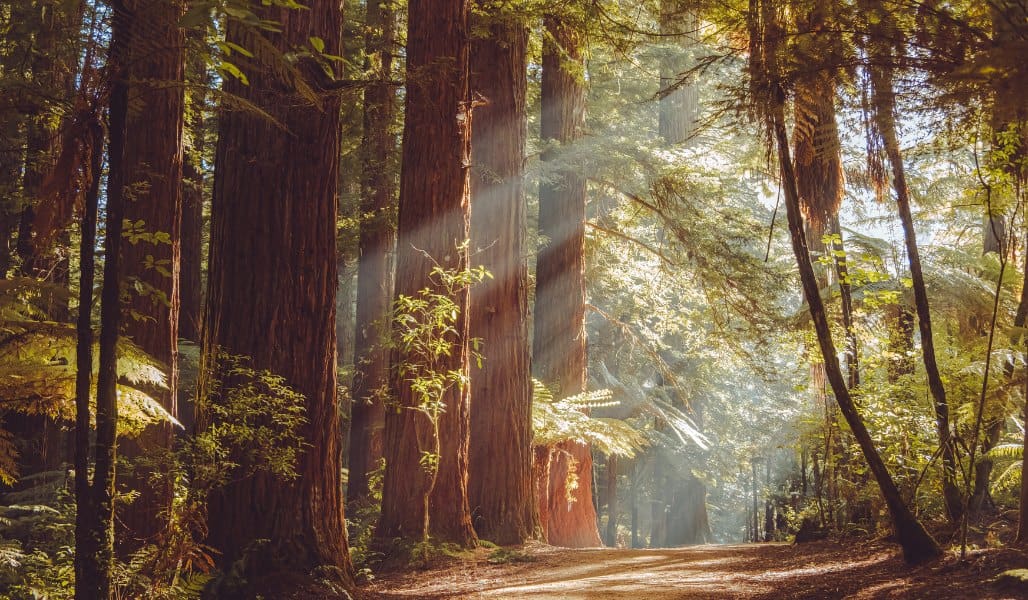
left=361, top=537, right=1028, bottom=599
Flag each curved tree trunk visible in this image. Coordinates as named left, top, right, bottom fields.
left=867, top=51, right=962, bottom=523
left=534, top=12, right=602, bottom=549
left=348, top=0, right=396, bottom=506
left=377, top=0, right=477, bottom=548
left=754, top=0, right=939, bottom=563
left=467, top=7, right=536, bottom=545
left=200, top=1, right=355, bottom=592
left=770, top=89, right=940, bottom=564
left=117, top=0, right=185, bottom=551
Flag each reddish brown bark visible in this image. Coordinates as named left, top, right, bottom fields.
left=534, top=14, right=602, bottom=548
left=15, top=0, right=76, bottom=317
left=467, top=8, right=536, bottom=545
left=378, top=0, right=477, bottom=548
left=348, top=0, right=396, bottom=506
left=117, top=0, right=185, bottom=550
left=200, top=1, right=354, bottom=590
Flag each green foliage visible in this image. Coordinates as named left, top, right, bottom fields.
left=531, top=379, right=648, bottom=457
left=191, top=352, right=308, bottom=491
left=390, top=262, right=487, bottom=478
left=0, top=277, right=179, bottom=483
left=346, top=458, right=385, bottom=580
left=0, top=475, right=75, bottom=600
left=111, top=353, right=311, bottom=598
left=486, top=547, right=535, bottom=564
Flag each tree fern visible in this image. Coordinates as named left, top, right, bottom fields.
left=0, top=277, right=180, bottom=484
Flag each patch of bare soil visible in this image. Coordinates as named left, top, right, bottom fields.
left=361, top=539, right=1028, bottom=599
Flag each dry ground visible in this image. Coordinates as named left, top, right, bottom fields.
left=362, top=539, right=1028, bottom=599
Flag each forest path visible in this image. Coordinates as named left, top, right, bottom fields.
left=363, top=538, right=1028, bottom=599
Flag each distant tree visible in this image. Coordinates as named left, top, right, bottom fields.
left=180, top=24, right=209, bottom=346
left=467, top=3, right=536, bottom=545
left=15, top=0, right=79, bottom=314
left=199, top=0, right=355, bottom=592
left=377, top=0, right=477, bottom=547
left=534, top=10, right=603, bottom=548
left=348, top=0, right=397, bottom=506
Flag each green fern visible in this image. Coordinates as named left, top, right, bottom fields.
left=981, top=443, right=1024, bottom=495
left=0, top=277, right=181, bottom=483
left=532, top=379, right=648, bottom=457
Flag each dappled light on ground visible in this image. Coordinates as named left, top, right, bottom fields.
left=365, top=540, right=1028, bottom=599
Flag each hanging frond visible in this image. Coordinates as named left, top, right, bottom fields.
left=0, top=430, right=17, bottom=486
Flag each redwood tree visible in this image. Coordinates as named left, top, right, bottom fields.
left=348, top=0, right=397, bottom=506
left=199, top=1, right=354, bottom=591
left=117, top=0, right=185, bottom=549
left=534, top=12, right=603, bottom=548
left=377, top=0, right=477, bottom=547
left=467, top=4, right=536, bottom=545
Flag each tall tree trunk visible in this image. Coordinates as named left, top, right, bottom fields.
left=534, top=12, right=602, bottom=549
left=347, top=0, right=396, bottom=506
left=667, top=473, right=711, bottom=545
left=117, top=0, right=185, bottom=550
left=16, top=0, right=74, bottom=320
left=658, top=0, right=699, bottom=146
left=604, top=455, right=618, bottom=545
left=73, top=112, right=104, bottom=600
left=377, top=0, right=477, bottom=548
left=754, top=0, right=939, bottom=562
left=200, top=1, right=355, bottom=591
left=78, top=3, right=133, bottom=594
left=867, top=46, right=962, bottom=523
left=989, top=0, right=1028, bottom=542
left=467, top=5, right=536, bottom=546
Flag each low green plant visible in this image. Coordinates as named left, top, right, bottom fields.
left=388, top=257, right=487, bottom=541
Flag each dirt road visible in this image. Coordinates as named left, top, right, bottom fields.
left=364, top=540, right=1028, bottom=599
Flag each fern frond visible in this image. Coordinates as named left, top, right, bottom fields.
left=982, top=443, right=1023, bottom=462
left=991, top=460, right=1022, bottom=494
left=532, top=378, right=648, bottom=457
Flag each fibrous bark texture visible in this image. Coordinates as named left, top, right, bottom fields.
left=377, top=0, right=477, bottom=548
left=117, top=0, right=185, bottom=549
left=467, top=7, right=536, bottom=545
left=534, top=14, right=602, bottom=548
left=200, top=1, right=354, bottom=591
